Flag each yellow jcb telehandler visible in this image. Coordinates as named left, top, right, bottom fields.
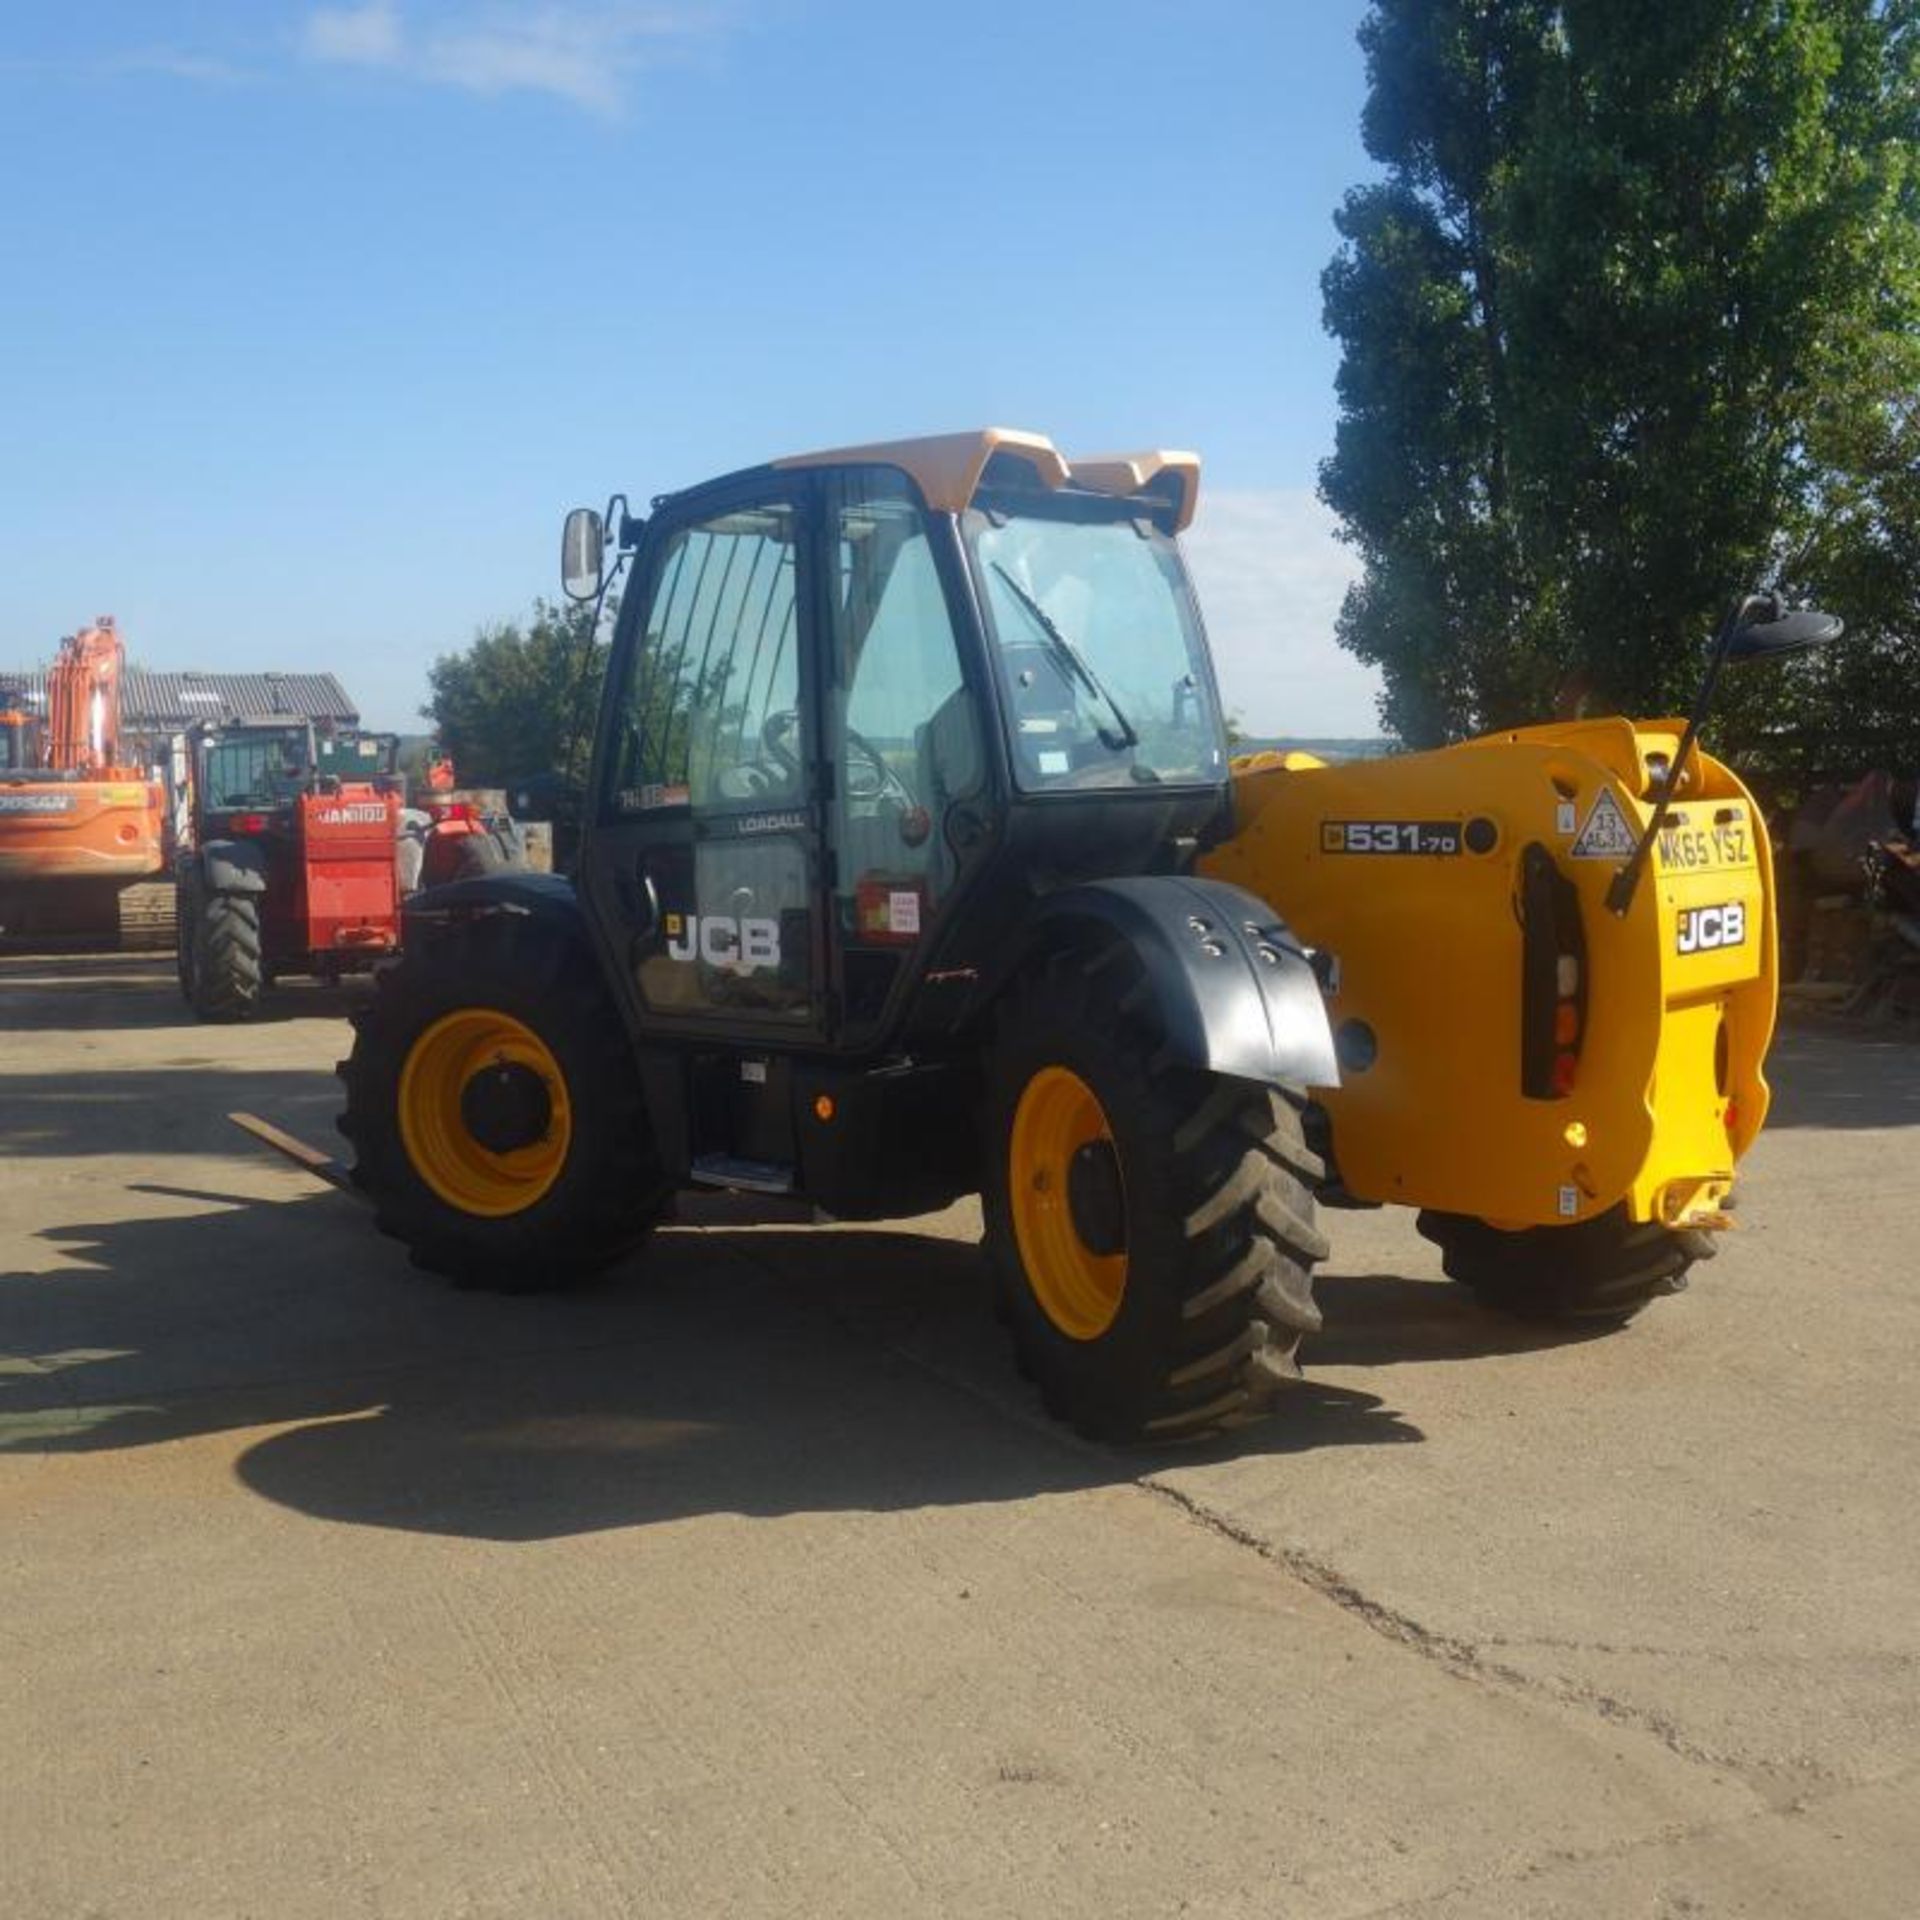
left=296, top=430, right=1835, bottom=1440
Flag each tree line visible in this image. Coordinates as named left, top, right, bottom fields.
left=429, top=4, right=1920, bottom=796
left=1322, top=0, right=1920, bottom=780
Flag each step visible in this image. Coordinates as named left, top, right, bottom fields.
left=688, top=1154, right=796, bottom=1196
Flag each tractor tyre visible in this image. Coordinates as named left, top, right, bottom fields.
left=188, top=887, right=264, bottom=1023
left=175, top=867, right=199, bottom=999
left=982, top=942, right=1328, bottom=1443
left=1416, top=1205, right=1716, bottom=1322
left=336, top=912, right=668, bottom=1289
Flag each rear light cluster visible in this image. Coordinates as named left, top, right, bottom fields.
left=1520, top=842, right=1588, bottom=1100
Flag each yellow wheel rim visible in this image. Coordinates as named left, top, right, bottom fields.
left=397, top=1009, right=572, bottom=1218
left=1009, top=1065, right=1128, bottom=1341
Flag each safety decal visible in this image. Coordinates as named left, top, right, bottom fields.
left=1320, top=820, right=1462, bottom=856
left=1570, top=791, right=1637, bottom=859
left=1555, top=800, right=1578, bottom=836
left=617, top=783, right=692, bottom=814
left=1676, top=902, right=1746, bottom=954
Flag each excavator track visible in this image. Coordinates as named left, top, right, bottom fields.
left=115, top=879, right=177, bottom=953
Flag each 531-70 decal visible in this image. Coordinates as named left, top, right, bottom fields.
left=1321, top=820, right=1462, bottom=856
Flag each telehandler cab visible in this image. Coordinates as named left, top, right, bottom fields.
left=176, top=722, right=515, bottom=1021
left=335, top=428, right=1835, bottom=1441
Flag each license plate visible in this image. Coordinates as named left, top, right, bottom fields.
left=1656, top=813, right=1753, bottom=872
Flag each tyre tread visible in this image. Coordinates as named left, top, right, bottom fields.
left=983, top=939, right=1327, bottom=1441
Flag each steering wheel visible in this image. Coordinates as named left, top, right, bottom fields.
left=762, top=708, right=802, bottom=779
left=762, top=710, right=913, bottom=810
left=844, top=727, right=900, bottom=804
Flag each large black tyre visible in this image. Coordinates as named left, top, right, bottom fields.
left=336, top=913, right=669, bottom=1289
left=188, top=886, right=264, bottom=1023
left=1416, top=1205, right=1716, bottom=1322
left=982, top=943, right=1329, bottom=1443
left=175, top=867, right=199, bottom=998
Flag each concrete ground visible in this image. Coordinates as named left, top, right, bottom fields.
left=2, top=952, right=1916, bottom=1919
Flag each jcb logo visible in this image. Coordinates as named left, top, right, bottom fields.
left=1677, top=902, right=1746, bottom=954
left=665, top=913, right=781, bottom=974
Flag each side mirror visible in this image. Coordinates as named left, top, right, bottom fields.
left=561, top=507, right=605, bottom=603
left=1727, top=598, right=1843, bottom=662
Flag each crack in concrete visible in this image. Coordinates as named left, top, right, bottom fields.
left=718, top=1243, right=1868, bottom=1813
left=1334, top=1764, right=1920, bottom=1920
left=1138, top=1474, right=1838, bottom=1803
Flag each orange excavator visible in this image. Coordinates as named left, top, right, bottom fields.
left=0, top=617, right=172, bottom=949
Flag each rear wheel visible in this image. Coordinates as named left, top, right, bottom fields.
left=187, top=885, right=264, bottom=1022
left=983, top=943, right=1328, bottom=1442
left=1417, top=1206, right=1716, bottom=1321
left=337, top=913, right=668, bottom=1288
left=175, top=867, right=199, bottom=998
left=116, top=879, right=176, bottom=953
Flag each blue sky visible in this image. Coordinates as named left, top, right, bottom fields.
left=0, top=2, right=1382, bottom=737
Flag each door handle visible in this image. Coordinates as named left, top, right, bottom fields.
left=632, top=857, right=661, bottom=938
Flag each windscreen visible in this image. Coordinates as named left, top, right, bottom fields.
left=966, top=502, right=1225, bottom=791
left=201, top=730, right=310, bottom=808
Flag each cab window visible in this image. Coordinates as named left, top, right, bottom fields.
left=828, top=471, right=983, bottom=1024
left=613, top=503, right=801, bottom=812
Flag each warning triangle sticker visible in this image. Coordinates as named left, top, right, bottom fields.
left=1571, top=790, right=1637, bottom=859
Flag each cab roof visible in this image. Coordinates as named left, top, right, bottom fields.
left=771, top=428, right=1201, bottom=532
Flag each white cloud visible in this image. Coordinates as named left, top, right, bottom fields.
left=303, top=5, right=404, bottom=68
left=115, top=50, right=257, bottom=86
left=1183, top=489, right=1382, bottom=741
left=299, top=3, right=710, bottom=114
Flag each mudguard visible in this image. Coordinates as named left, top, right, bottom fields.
left=1025, top=876, right=1338, bottom=1090
left=198, top=839, right=268, bottom=895
left=402, top=869, right=583, bottom=931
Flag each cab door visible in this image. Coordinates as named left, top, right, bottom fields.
left=581, top=481, right=825, bottom=1043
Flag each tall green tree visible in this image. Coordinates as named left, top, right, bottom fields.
left=423, top=598, right=608, bottom=788
left=1323, top=0, right=1920, bottom=752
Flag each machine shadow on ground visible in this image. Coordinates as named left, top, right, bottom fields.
left=0, top=1171, right=1545, bottom=1542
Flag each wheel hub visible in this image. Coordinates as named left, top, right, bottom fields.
left=1007, top=1065, right=1129, bottom=1341
left=397, top=1008, right=573, bottom=1218
left=1066, top=1138, right=1126, bottom=1257
left=459, top=1060, right=553, bottom=1155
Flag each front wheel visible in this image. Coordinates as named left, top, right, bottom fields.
left=175, top=866, right=199, bottom=999
left=1417, top=1205, right=1716, bottom=1322
left=187, top=886, right=263, bottom=1023
left=337, top=913, right=669, bottom=1288
left=983, top=945, right=1329, bottom=1442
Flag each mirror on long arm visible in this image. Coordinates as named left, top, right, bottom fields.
left=1605, top=588, right=1843, bottom=918
left=1728, top=598, right=1845, bottom=662
left=561, top=507, right=606, bottom=603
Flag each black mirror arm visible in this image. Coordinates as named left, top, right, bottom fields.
left=1602, top=597, right=1762, bottom=918
left=1602, top=671, right=1716, bottom=917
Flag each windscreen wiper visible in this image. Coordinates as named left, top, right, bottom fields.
left=989, top=562, right=1139, bottom=752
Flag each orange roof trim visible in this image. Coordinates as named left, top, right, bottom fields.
left=773, top=428, right=1201, bottom=531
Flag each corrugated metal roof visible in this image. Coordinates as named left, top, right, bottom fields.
left=0, top=668, right=359, bottom=733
